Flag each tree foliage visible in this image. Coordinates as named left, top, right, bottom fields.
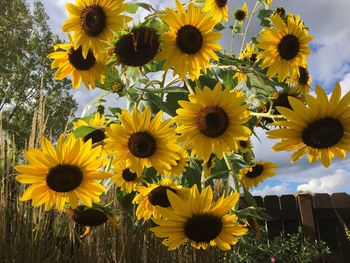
left=0, top=0, right=77, bottom=149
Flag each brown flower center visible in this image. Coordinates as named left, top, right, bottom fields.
left=245, top=164, right=264, bottom=179
left=80, top=4, right=106, bottom=37
left=122, top=169, right=137, bottom=182
left=278, top=34, right=300, bottom=60
left=148, top=186, right=177, bottom=208
left=68, top=47, right=96, bottom=71
left=83, top=129, right=105, bottom=144
left=272, top=93, right=293, bottom=115
left=128, top=132, right=156, bottom=158
left=234, top=9, right=247, bottom=21
left=184, top=214, right=223, bottom=243
left=298, top=67, right=310, bottom=85
left=176, top=25, right=203, bottom=54
left=215, top=0, right=227, bottom=8
left=197, top=106, right=229, bottom=137
left=240, top=140, right=248, bottom=148
left=68, top=208, right=108, bottom=227
left=114, top=27, right=160, bottom=66
left=46, top=164, right=83, bottom=192
left=302, top=117, right=344, bottom=149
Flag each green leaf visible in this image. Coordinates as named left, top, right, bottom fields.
left=142, top=93, right=170, bottom=115
left=242, top=184, right=258, bottom=207
left=109, top=107, right=122, bottom=116
left=198, top=75, right=219, bottom=89
left=116, top=191, right=136, bottom=210
left=165, top=91, right=189, bottom=116
left=214, top=23, right=225, bottom=32
left=258, top=9, right=273, bottom=27
left=126, top=3, right=139, bottom=14
left=72, top=126, right=97, bottom=138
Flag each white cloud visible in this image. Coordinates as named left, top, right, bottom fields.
left=251, top=183, right=290, bottom=196
left=297, top=169, right=350, bottom=194
left=340, top=73, right=350, bottom=96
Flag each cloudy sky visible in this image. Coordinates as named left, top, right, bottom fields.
left=27, top=0, right=350, bottom=195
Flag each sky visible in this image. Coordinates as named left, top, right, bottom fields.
left=27, top=0, right=350, bottom=195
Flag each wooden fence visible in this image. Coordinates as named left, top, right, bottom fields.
left=254, top=193, right=350, bottom=263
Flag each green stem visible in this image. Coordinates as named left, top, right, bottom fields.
left=195, top=79, right=201, bottom=90
left=250, top=112, right=283, bottom=119
left=223, top=152, right=240, bottom=192
left=184, top=78, right=195, bottom=94
left=230, top=21, right=238, bottom=54
left=240, top=1, right=261, bottom=54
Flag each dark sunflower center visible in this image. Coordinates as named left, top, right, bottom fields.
left=272, top=93, right=292, bottom=114
left=69, top=208, right=108, bottom=227
left=298, top=67, right=309, bottom=85
left=234, top=9, right=247, bottom=21
left=46, top=164, right=83, bottom=192
left=68, top=47, right=96, bottom=71
left=240, top=141, right=248, bottom=148
left=245, top=164, right=264, bottom=178
left=114, top=27, right=160, bottom=66
left=128, top=132, right=156, bottom=158
left=184, top=214, right=223, bottom=243
left=215, top=0, right=227, bottom=8
left=148, top=186, right=177, bottom=208
left=302, top=117, right=344, bottom=149
left=83, top=129, right=105, bottom=144
left=80, top=4, right=106, bottom=37
left=121, top=169, right=137, bottom=182
left=278, top=34, right=300, bottom=60
left=250, top=53, right=257, bottom=63
left=197, top=106, right=229, bottom=137
left=176, top=25, right=203, bottom=55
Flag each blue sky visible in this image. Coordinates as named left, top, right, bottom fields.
left=28, top=0, right=350, bottom=195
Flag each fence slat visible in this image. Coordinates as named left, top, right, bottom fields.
left=331, top=193, right=350, bottom=263
left=280, top=195, right=299, bottom=235
left=264, top=195, right=283, bottom=239
left=313, top=193, right=341, bottom=263
left=297, top=194, right=317, bottom=241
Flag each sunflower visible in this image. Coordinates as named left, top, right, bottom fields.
left=15, top=135, right=110, bottom=211
left=257, top=14, right=313, bottom=82
left=151, top=184, right=248, bottom=251
left=203, top=0, right=229, bottom=24
left=289, top=66, right=312, bottom=96
left=112, top=160, right=142, bottom=193
left=133, top=180, right=188, bottom=220
left=267, top=83, right=350, bottom=167
left=175, top=82, right=251, bottom=162
left=234, top=3, right=249, bottom=25
left=158, top=0, right=221, bottom=80
left=62, top=0, right=132, bottom=61
left=111, top=25, right=161, bottom=67
left=239, top=161, right=277, bottom=189
left=104, top=108, right=180, bottom=174
left=48, top=41, right=106, bottom=89
left=163, top=148, right=189, bottom=177
left=66, top=205, right=119, bottom=237
left=240, top=43, right=258, bottom=64
left=234, top=71, right=248, bottom=84
left=238, top=139, right=253, bottom=153
left=73, top=112, right=107, bottom=145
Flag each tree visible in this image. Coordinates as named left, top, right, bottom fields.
left=0, top=0, right=77, bottom=149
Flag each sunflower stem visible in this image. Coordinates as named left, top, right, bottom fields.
left=105, top=156, right=114, bottom=172
left=250, top=112, right=283, bottom=119
left=223, top=152, right=240, bottom=192
left=184, top=78, right=195, bottom=94
left=240, top=1, right=261, bottom=54
left=230, top=21, right=238, bottom=54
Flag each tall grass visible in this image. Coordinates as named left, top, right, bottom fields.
left=0, top=88, right=232, bottom=263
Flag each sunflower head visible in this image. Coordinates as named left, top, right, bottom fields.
left=73, top=112, right=106, bottom=144
left=48, top=41, right=106, bottom=89
left=240, top=43, right=258, bottom=64
left=175, top=82, right=251, bottom=162
left=15, top=135, right=110, bottom=211
left=163, top=148, right=189, bottom=177
left=158, top=0, right=221, bottom=80
left=112, top=160, right=142, bottom=193
left=203, top=0, right=229, bottom=24
left=104, top=108, right=180, bottom=174
left=239, top=161, right=277, bottom=189
left=257, top=14, right=313, bottom=82
left=289, top=66, right=312, bottom=96
left=238, top=139, right=253, bottom=153
left=67, top=206, right=108, bottom=227
left=62, top=0, right=132, bottom=60
left=112, top=26, right=161, bottom=67
left=151, top=184, right=248, bottom=251
left=234, top=3, right=249, bottom=24
left=133, top=180, right=188, bottom=220
left=267, top=83, right=350, bottom=167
